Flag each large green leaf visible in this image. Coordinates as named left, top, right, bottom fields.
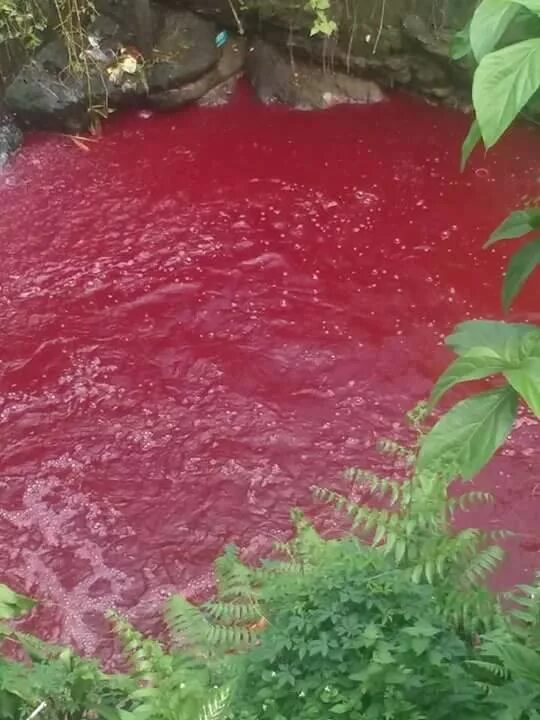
left=505, top=356, right=540, bottom=415
left=502, top=238, right=540, bottom=309
left=486, top=207, right=540, bottom=246
left=461, top=120, right=482, bottom=170
left=470, top=0, right=519, bottom=61
left=451, top=22, right=472, bottom=60
left=493, top=641, right=540, bottom=682
left=0, top=584, right=36, bottom=620
left=418, top=386, right=519, bottom=478
left=511, top=0, right=540, bottom=14
left=446, top=320, right=539, bottom=358
left=430, top=348, right=509, bottom=407
left=473, top=38, right=540, bottom=148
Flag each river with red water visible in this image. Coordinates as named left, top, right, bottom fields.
left=1, top=82, right=540, bottom=656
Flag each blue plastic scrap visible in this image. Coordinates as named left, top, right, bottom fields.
left=215, top=30, right=229, bottom=48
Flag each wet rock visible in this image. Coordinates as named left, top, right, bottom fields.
left=172, top=0, right=242, bottom=29
left=3, top=36, right=90, bottom=131
left=2, top=0, right=475, bottom=130
left=148, top=10, right=219, bottom=92
left=177, top=0, right=473, bottom=108
left=4, top=60, right=88, bottom=131
left=0, top=105, right=23, bottom=168
left=402, top=14, right=452, bottom=60
left=93, top=0, right=155, bottom=46
left=3, top=3, right=225, bottom=131
left=246, top=38, right=384, bottom=110
left=197, top=76, right=238, bottom=106
left=149, top=36, right=246, bottom=110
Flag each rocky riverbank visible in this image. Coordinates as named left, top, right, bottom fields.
left=0, top=0, right=473, bottom=166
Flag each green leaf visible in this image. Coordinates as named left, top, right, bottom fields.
left=461, top=119, right=482, bottom=170
left=470, top=0, right=519, bottom=61
left=363, top=622, right=381, bottom=645
left=411, top=637, right=431, bottom=655
left=511, top=0, right=540, bottom=14
left=94, top=706, right=122, bottom=720
left=411, top=565, right=424, bottom=584
left=330, top=704, right=350, bottom=714
left=486, top=207, right=540, bottom=246
left=418, top=386, right=519, bottom=478
left=446, top=320, right=538, bottom=357
left=494, top=642, right=540, bottom=682
left=372, top=523, right=387, bottom=547
left=394, top=538, right=406, bottom=563
left=502, top=238, right=540, bottom=309
left=473, top=38, right=540, bottom=148
left=451, top=22, right=472, bottom=60
left=505, top=356, right=540, bottom=415
left=430, top=348, right=509, bottom=407
left=0, top=585, right=36, bottom=620
left=407, top=619, right=439, bottom=637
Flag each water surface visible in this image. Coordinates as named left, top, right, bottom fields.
left=1, top=84, right=540, bottom=654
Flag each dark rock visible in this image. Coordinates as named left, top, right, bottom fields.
left=177, top=0, right=474, bottom=107
left=149, top=35, right=246, bottom=109
left=197, top=76, right=237, bottom=106
left=0, top=40, right=28, bottom=91
left=411, top=56, right=447, bottom=86
left=35, top=37, right=70, bottom=73
left=2, top=0, right=477, bottom=130
left=169, top=0, right=243, bottom=30
left=4, top=61, right=88, bottom=131
left=134, top=0, right=155, bottom=57
left=402, top=14, right=454, bottom=61
left=4, top=3, right=225, bottom=131
left=402, top=14, right=432, bottom=44
left=86, top=14, right=126, bottom=55
left=92, top=0, right=145, bottom=40
left=246, top=38, right=384, bottom=110
left=429, top=86, right=453, bottom=98
left=148, top=10, right=219, bottom=92
left=0, top=106, right=23, bottom=168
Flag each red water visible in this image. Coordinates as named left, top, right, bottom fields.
left=1, top=83, right=540, bottom=655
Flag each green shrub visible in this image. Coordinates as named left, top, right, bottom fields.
left=0, top=645, right=131, bottom=720
left=0, top=0, right=47, bottom=49
left=2, top=438, right=540, bottom=719
left=231, top=535, right=487, bottom=720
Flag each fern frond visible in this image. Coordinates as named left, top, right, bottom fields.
left=204, top=601, right=261, bottom=625
left=438, top=586, right=499, bottom=633
left=12, top=631, right=62, bottom=662
left=449, top=491, right=494, bottom=515
left=376, top=438, right=415, bottom=464
left=487, top=529, right=514, bottom=542
left=462, top=545, right=504, bottom=586
left=205, top=624, right=254, bottom=648
left=506, top=574, right=540, bottom=644
left=282, top=510, right=325, bottom=565
left=214, top=546, right=257, bottom=603
left=167, top=595, right=257, bottom=653
left=313, top=486, right=397, bottom=537
left=262, top=559, right=305, bottom=575
left=468, top=659, right=508, bottom=680
left=482, top=638, right=540, bottom=683
left=344, top=469, right=403, bottom=505
left=197, top=686, right=231, bottom=720
left=166, top=596, right=213, bottom=650
left=109, top=611, right=167, bottom=681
